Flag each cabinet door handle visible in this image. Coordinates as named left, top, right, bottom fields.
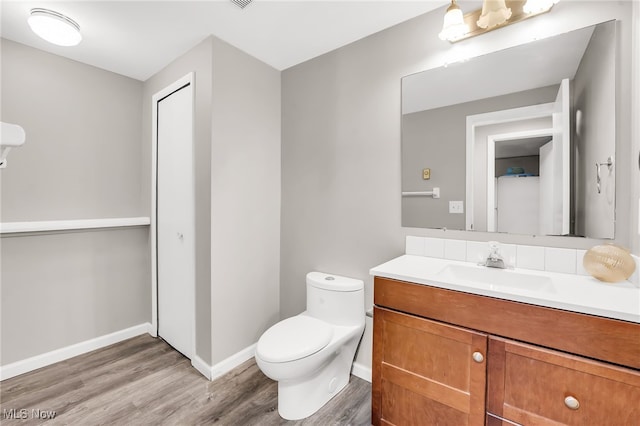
left=472, top=352, right=484, bottom=363
left=564, top=396, right=580, bottom=410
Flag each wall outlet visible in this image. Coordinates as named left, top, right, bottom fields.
left=422, top=168, right=431, bottom=180
left=449, top=201, right=464, bottom=214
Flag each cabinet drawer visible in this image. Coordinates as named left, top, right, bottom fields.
left=487, top=337, right=640, bottom=425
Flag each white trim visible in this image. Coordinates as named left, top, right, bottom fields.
left=351, top=362, right=372, bottom=383
left=191, top=344, right=259, bottom=382
left=150, top=81, right=158, bottom=337
left=487, top=136, right=496, bottom=232
left=151, top=72, right=196, bottom=351
left=192, top=343, right=371, bottom=384
left=0, top=323, right=152, bottom=381
left=191, top=355, right=213, bottom=380
left=466, top=102, right=555, bottom=231
left=210, top=344, right=257, bottom=381
left=0, top=217, right=150, bottom=235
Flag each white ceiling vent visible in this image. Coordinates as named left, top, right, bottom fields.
left=230, top=0, right=253, bottom=9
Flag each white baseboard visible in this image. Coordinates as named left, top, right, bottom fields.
left=351, top=361, right=372, bottom=383
left=2, top=330, right=371, bottom=385
left=210, top=344, right=257, bottom=381
left=191, top=355, right=212, bottom=380
left=199, top=345, right=371, bottom=383
left=0, top=323, right=152, bottom=381
left=188, top=344, right=256, bottom=381
left=145, top=322, right=156, bottom=335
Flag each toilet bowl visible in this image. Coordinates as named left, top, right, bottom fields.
left=255, top=272, right=365, bottom=420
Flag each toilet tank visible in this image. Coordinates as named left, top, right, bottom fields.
left=306, top=272, right=365, bottom=326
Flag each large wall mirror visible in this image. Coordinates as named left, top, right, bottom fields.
left=401, top=20, right=616, bottom=239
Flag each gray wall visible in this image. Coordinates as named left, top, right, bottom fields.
left=142, top=37, right=215, bottom=365
left=210, top=37, right=281, bottom=363
left=1, top=230, right=149, bottom=364
left=574, top=21, right=616, bottom=238
left=0, top=40, right=148, bottom=364
left=0, top=40, right=144, bottom=220
left=142, top=36, right=281, bottom=365
left=281, top=1, right=638, bottom=371
left=401, top=86, right=557, bottom=230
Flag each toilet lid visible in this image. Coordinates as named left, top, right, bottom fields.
left=256, top=316, right=333, bottom=363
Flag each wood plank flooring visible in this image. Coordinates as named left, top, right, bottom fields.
left=0, top=334, right=371, bottom=425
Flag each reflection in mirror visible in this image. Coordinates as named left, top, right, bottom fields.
left=401, top=20, right=616, bottom=239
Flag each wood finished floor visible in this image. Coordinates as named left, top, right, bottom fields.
left=0, top=334, right=371, bottom=425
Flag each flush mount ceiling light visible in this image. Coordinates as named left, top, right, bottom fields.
left=438, top=0, right=469, bottom=42
left=439, top=0, right=559, bottom=43
left=28, top=8, right=82, bottom=47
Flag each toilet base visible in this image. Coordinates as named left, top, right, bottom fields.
left=277, top=350, right=352, bottom=420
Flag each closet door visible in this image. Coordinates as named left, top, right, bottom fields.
left=156, top=81, right=195, bottom=358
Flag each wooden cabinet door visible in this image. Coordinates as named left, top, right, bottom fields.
left=487, top=336, right=640, bottom=425
left=372, top=307, right=487, bottom=426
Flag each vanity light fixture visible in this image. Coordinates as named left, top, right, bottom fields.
left=28, top=8, right=82, bottom=47
left=439, top=0, right=559, bottom=43
left=438, top=0, right=469, bottom=41
left=477, top=0, right=512, bottom=29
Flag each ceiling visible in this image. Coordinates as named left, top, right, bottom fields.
left=402, top=23, right=594, bottom=114
left=0, top=1, right=446, bottom=81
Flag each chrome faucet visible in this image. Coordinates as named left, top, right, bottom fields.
left=483, top=241, right=506, bottom=269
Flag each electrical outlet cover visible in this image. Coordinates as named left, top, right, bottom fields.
left=449, top=201, right=464, bottom=214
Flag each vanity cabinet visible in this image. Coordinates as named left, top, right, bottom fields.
left=372, top=277, right=640, bottom=426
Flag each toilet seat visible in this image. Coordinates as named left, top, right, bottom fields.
left=256, top=316, right=333, bottom=363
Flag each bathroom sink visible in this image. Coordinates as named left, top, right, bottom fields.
left=436, top=264, right=554, bottom=294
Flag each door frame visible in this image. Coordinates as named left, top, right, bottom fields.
left=485, top=128, right=553, bottom=232
left=466, top=102, right=554, bottom=231
left=150, top=72, right=196, bottom=361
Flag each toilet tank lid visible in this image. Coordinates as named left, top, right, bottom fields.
left=306, top=272, right=364, bottom=292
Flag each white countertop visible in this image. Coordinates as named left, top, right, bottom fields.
left=370, top=255, right=640, bottom=324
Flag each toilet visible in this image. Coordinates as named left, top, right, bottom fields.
left=255, top=271, right=365, bottom=420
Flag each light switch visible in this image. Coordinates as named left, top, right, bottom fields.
left=422, top=168, right=431, bottom=180
left=449, top=201, right=464, bottom=214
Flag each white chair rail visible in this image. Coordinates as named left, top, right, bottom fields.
left=0, top=217, right=151, bottom=234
